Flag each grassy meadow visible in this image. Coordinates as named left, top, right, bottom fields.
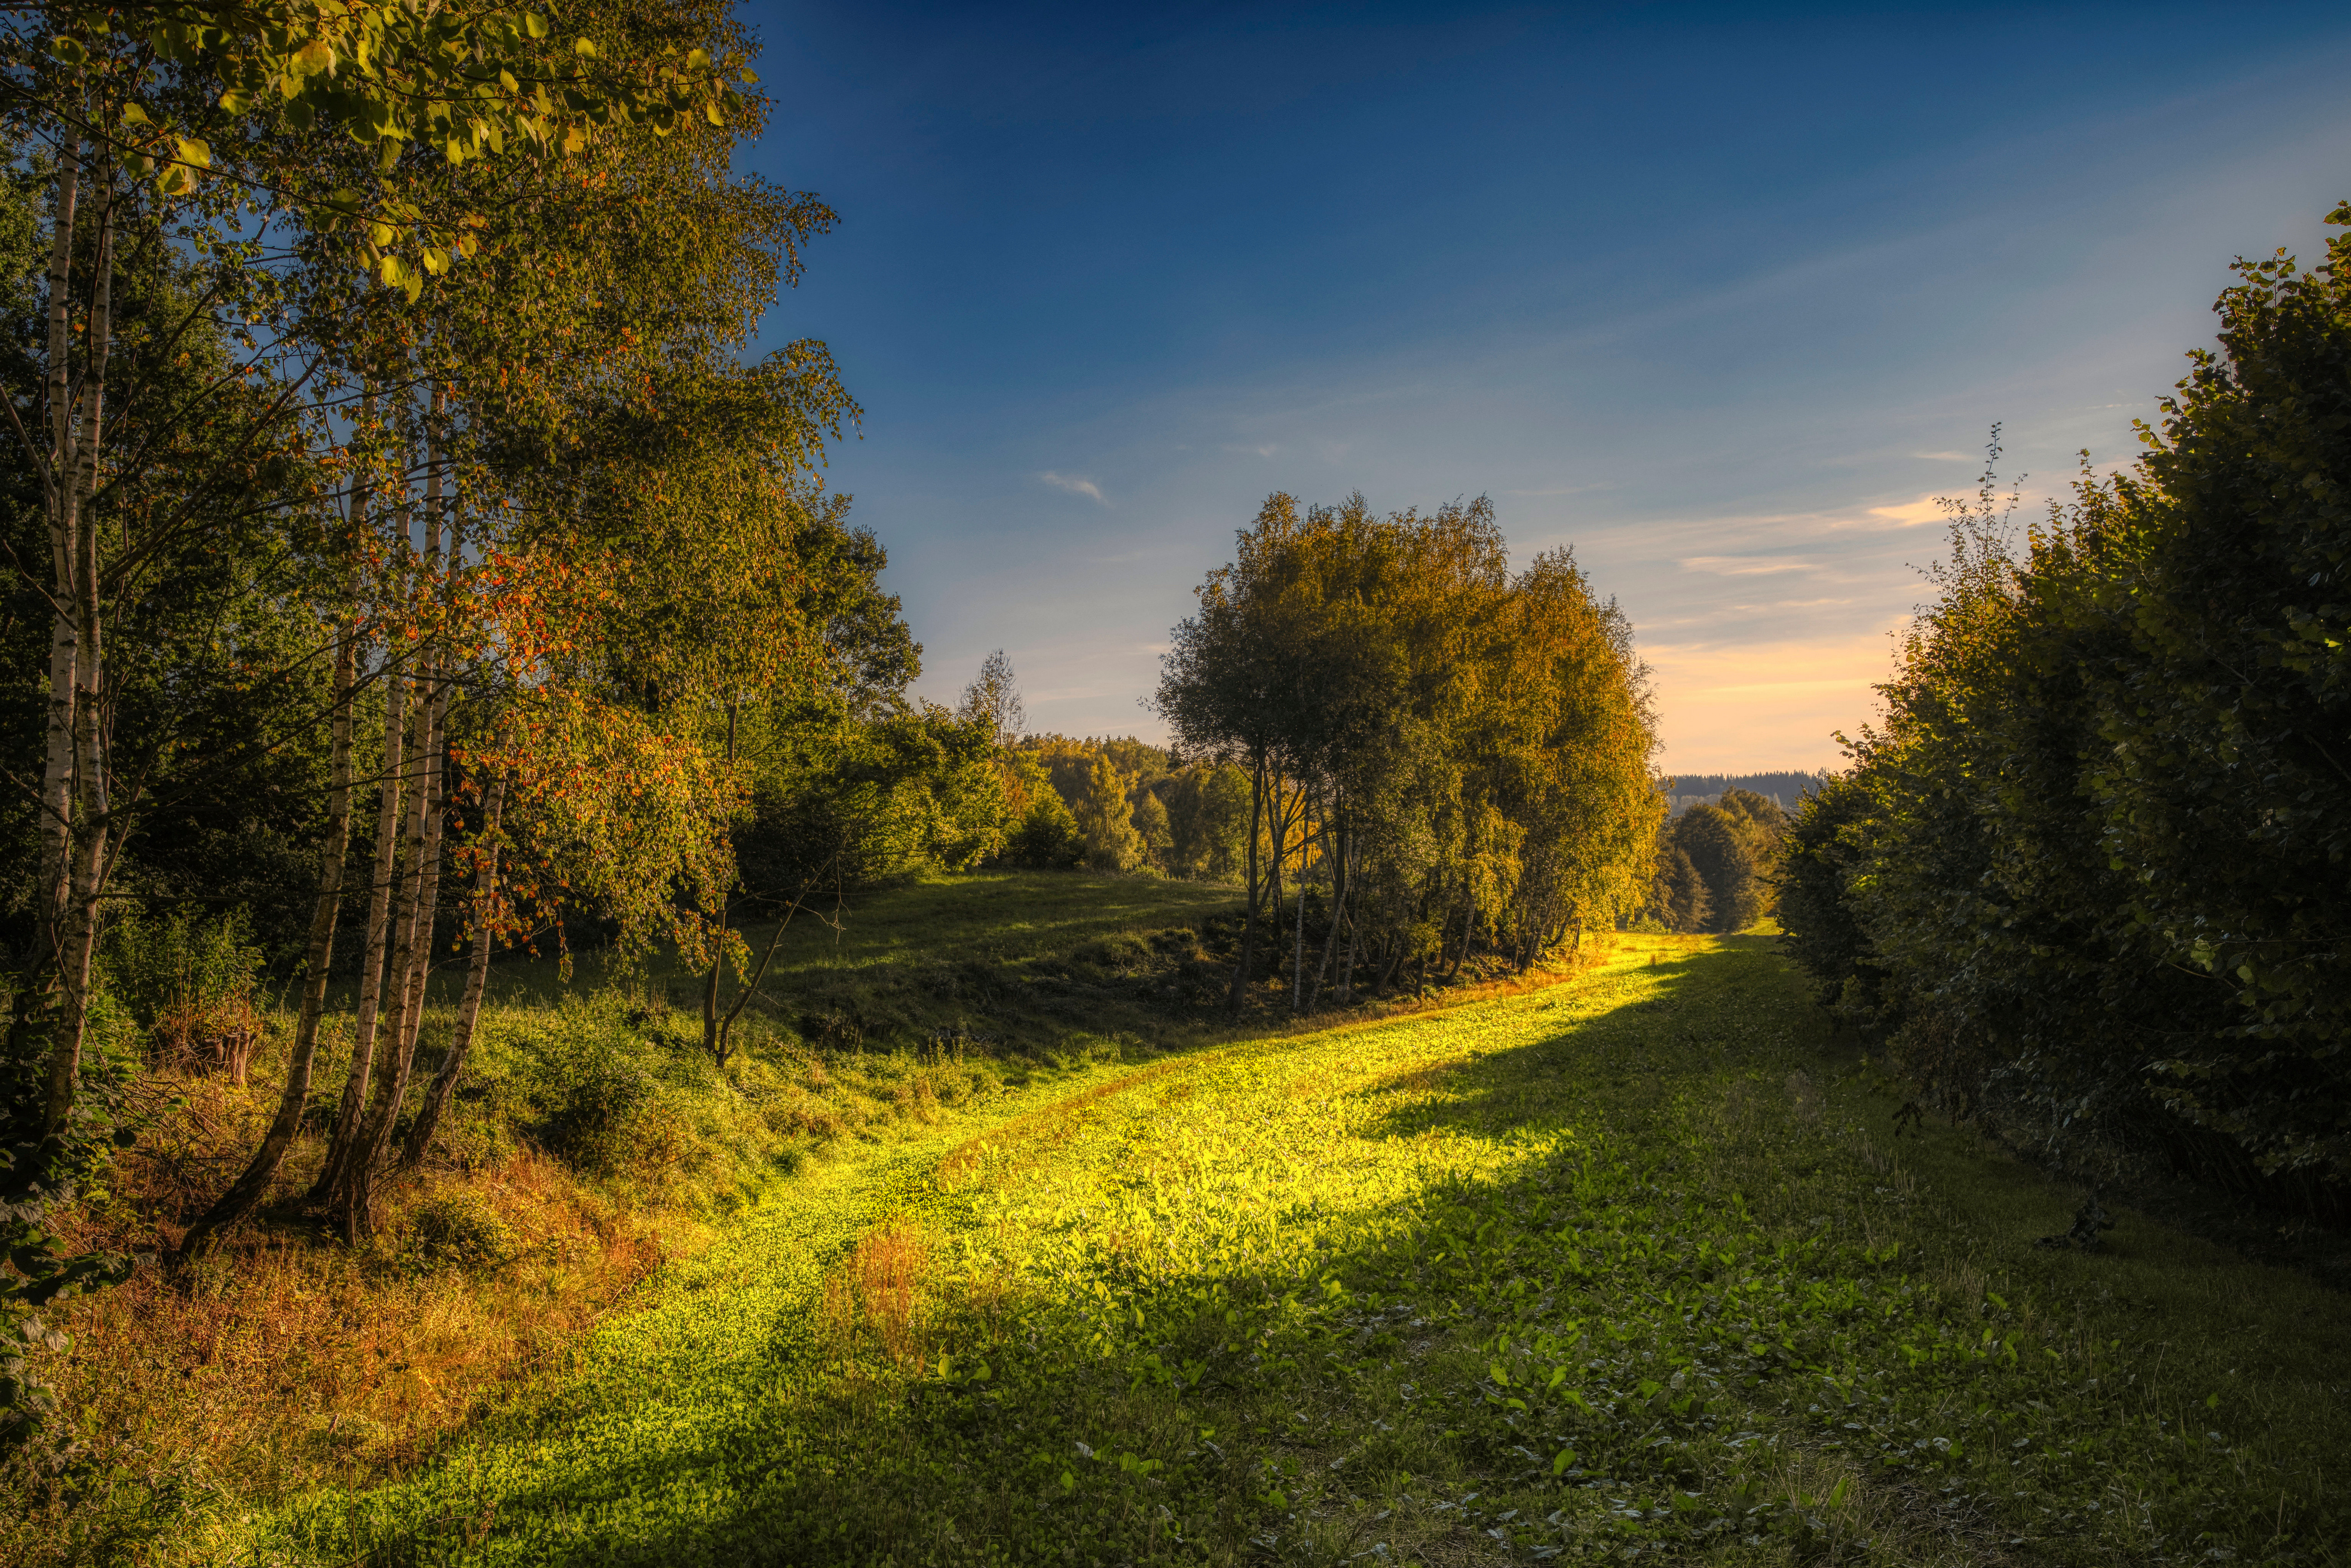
left=81, top=923, right=2342, bottom=1567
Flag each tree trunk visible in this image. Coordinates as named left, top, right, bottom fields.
left=329, top=660, right=429, bottom=1233
left=1291, top=800, right=1309, bottom=1014
left=702, top=700, right=738, bottom=1063
left=28, top=132, right=82, bottom=999
left=342, top=414, right=449, bottom=1236
left=1226, top=750, right=1265, bottom=1017
left=343, top=404, right=451, bottom=1241
left=715, top=882, right=818, bottom=1068
left=180, top=629, right=358, bottom=1255
left=1268, top=769, right=1286, bottom=957
left=40, top=167, right=117, bottom=1150
left=312, top=651, right=406, bottom=1200
left=1308, top=818, right=1348, bottom=1013
left=402, top=774, right=504, bottom=1169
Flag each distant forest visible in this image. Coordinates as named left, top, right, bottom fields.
left=1662, top=771, right=1833, bottom=809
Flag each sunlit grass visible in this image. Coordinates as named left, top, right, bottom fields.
left=252, top=933, right=2347, bottom=1567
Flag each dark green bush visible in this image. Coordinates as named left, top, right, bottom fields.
left=525, top=1025, right=690, bottom=1180
left=1778, top=202, right=2351, bottom=1212
left=400, top=1191, right=517, bottom=1271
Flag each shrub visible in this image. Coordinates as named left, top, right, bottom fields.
left=1000, top=791, right=1085, bottom=869
left=523, top=1018, right=692, bottom=1180
left=401, top=1191, right=517, bottom=1271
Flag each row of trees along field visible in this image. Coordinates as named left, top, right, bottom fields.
left=1779, top=200, right=2351, bottom=1221
left=0, top=0, right=1037, bottom=1441
left=1153, top=491, right=1665, bottom=1015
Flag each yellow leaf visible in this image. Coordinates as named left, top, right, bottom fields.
left=122, top=101, right=152, bottom=126
left=294, top=39, right=335, bottom=77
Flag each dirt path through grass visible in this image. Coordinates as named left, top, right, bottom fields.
left=249, top=937, right=2348, bottom=1568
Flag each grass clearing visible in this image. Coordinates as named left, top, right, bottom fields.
left=460, top=868, right=1255, bottom=1050
left=240, top=933, right=2346, bottom=1567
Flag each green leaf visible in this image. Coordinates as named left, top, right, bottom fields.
left=48, top=36, right=88, bottom=66
left=1552, top=1446, right=1577, bottom=1475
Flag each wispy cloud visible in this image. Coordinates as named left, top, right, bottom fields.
left=1041, top=471, right=1108, bottom=504
left=1912, top=450, right=1975, bottom=462
left=1679, top=556, right=1817, bottom=576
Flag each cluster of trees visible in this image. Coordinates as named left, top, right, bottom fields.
left=1007, top=733, right=1250, bottom=879
left=1779, top=201, right=2351, bottom=1213
left=950, top=651, right=1253, bottom=879
left=1642, top=787, right=1785, bottom=934
left=1156, top=492, right=1662, bottom=1014
left=0, top=0, right=1016, bottom=1433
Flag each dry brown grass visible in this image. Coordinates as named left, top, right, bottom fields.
left=3, top=1052, right=704, bottom=1568
left=823, top=1223, right=932, bottom=1366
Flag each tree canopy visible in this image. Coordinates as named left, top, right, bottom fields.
left=1779, top=202, right=2351, bottom=1212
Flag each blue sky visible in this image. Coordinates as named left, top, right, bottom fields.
left=736, top=1, right=2351, bottom=772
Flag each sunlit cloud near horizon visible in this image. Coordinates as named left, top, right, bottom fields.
left=741, top=1, right=2351, bottom=776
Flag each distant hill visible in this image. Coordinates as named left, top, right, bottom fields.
left=1660, top=770, right=1835, bottom=815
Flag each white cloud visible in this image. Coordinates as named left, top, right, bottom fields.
left=1912, top=450, right=1975, bottom=461
left=1862, top=495, right=1953, bottom=527
left=1041, top=471, right=1108, bottom=504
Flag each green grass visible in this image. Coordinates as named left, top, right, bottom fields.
left=457, top=868, right=1249, bottom=1053
left=231, top=933, right=2346, bottom=1568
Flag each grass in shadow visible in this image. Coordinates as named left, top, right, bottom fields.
left=254, top=934, right=2348, bottom=1567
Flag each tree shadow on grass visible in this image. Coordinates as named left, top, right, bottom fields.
left=282, top=942, right=1873, bottom=1568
